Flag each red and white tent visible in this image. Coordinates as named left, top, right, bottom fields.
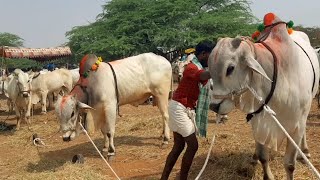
left=0, top=46, right=72, bottom=61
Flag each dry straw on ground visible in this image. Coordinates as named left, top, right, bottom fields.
left=0, top=97, right=319, bottom=179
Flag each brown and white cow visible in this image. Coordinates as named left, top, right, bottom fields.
left=55, top=53, right=172, bottom=157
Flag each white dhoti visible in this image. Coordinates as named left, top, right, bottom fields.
left=168, top=100, right=197, bottom=137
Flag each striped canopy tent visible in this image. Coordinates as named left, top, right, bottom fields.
left=0, top=46, right=72, bottom=61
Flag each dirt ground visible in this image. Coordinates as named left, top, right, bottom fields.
left=0, top=96, right=320, bottom=180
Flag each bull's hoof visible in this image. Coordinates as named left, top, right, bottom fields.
left=41, top=111, right=47, bottom=115
left=250, top=154, right=259, bottom=166
left=305, top=153, right=311, bottom=159
left=160, top=141, right=169, bottom=149
left=297, top=155, right=311, bottom=164
left=107, top=155, right=115, bottom=162
left=101, top=148, right=115, bottom=161
left=297, top=150, right=311, bottom=164
left=72, top=154, right=84, bottom=164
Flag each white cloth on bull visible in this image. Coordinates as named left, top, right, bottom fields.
left=168, top=100, right=198, bottom=137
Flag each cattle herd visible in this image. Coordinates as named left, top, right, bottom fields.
left=1, top=13, right=320, bottom=180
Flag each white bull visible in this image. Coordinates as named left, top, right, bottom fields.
left=7, top=69, right=34, bottom=130
left=55, top=53, right=172, bottom=157
left=172, top=60, right=186, bottom=83
left=0, top=73, right=14, bottom=112
left=208, top=14, right=319, bottom=179
left=30, top=68, right=73, bottom=114
left=171, top=54, right=194, bottom=83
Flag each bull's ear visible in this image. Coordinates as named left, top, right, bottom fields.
left=77, top=101, right=95, bottom=112
left=246, top=56, right=272, bottom=82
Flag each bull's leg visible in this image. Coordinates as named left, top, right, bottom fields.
left=284, top=129, right=304, bottom=180
left=101, top=105, right=117, bottom=159
left=7, top=99, right=14, bottom=113
left=155, top=95, right=170, bottom=145
left=297, top=132, right=310, bottom=162
left=47, top=92, right=54, bottom=110
left=15, top=108, right=21, bottom=130
left=255, top=142, right=274, bottom=180
left=40, top=91, right=48, bottom=114
left=26, top=98, right=32, bottom=129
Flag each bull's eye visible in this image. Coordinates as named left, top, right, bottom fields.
left=71, top=111, right=75, bottom=118
left=226, top=65, right=235, bottom=76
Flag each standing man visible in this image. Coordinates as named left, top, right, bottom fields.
left=161, top=40, right=214, bottom=180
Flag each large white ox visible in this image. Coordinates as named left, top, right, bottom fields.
left=208, top=13, right=319, bottom=179
left=30, top=68, right=73, bottom=114
left=7, top=69, right=34, bottom=130
left=55, top=53, right=172, bottom=157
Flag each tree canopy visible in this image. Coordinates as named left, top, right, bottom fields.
left=0, top=32, right=24, bottom=47
left=66, top=0, right=257, bottom=61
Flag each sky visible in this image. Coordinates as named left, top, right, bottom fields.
left=0, top=0, right=319, bottom=48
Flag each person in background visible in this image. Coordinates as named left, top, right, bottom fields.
left=46, top=63, right=56, bottom=71
left=161, top=40, right=215, bottom=180
left=180, top=47, right=195, bottom=62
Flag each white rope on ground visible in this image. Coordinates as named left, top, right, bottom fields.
left=263, top=105, right=320, bottom=179
left=195, top=133, right=216, bottom=180
left=79, top=123, right=121, bottom=180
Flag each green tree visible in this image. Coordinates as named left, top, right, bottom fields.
left=67, top=0, right=257, bottom=61
left=0, top=32, right=24, bottom=47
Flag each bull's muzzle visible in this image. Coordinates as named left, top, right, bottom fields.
left=63, top=136, right=71, bottom=142
left=62, top=130, right=77, bottom=142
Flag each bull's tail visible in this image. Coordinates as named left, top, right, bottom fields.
left=169, top=75, right=173, bottom=99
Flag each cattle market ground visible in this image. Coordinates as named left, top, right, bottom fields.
left=0, top=97, right=320, bottom=179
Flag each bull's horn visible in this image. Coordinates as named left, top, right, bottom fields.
left=231, top=37, right=242, bottom=49
left=77, top=101, right=95, bottom=112
left=246, top=57, right=272, bottom=82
